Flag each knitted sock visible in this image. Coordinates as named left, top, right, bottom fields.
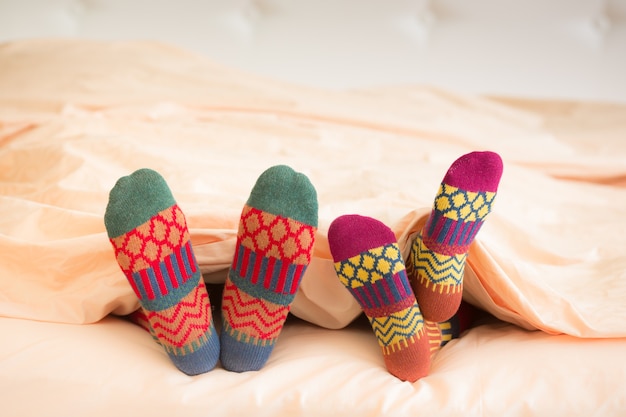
left=125, top=308, right=158, bottom=338
left=220, top=165, right=318, bottom=372
left=105, top=168, right=219, bottom=375
left=425, top=321, right=451, bottom=354
left=328, top=214, right=431, bottom=382
left=407, top=151, right=503, bottom=322
left=427, top=300, right=483, bottom=352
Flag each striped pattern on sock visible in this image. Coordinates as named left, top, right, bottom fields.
left=329, top=215, right=431, bottom=382
left=220, top=165, right=318, bottom=372
left=408, top=151, right=503, bottom=322
left=105, top=169, right=219, bottom=375
left=425, top=320, right=456, bottom=356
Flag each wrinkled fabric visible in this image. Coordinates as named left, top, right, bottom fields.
left=1, top=40, right=625, bottom=337
left=2, top=316, right=626, bottom=417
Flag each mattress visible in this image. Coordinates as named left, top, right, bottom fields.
left=1, top=39, right=626, bottom=416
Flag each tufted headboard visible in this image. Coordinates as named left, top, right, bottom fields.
left=1, top=0, right=625, bottom=103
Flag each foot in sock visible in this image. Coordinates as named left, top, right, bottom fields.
left=328, top=214, right=432, bottom=382
left=125, top=307, right=161, bottom=344
left=407, top=151, right=503, bottom=322
left=105, top=168, right=220, bottom=375
left=220, top=165, right=318, bottom=372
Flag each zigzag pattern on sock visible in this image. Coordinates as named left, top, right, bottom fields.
left=147, top=282, right=212, bottom=355
left=409, top=236, right=466, bottom=293
left=126, top=308, right=160, bottom=343
left=221, top=280, right=289, bottom=347
left=369, top=303, right=425, bottom=354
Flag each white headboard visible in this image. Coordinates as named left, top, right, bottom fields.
left=1, top=0, right=625, bottom=103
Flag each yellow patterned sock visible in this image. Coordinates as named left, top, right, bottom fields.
left=329, top=214, right=431, bottom=382
left=407, top=151, right=503, bottom=322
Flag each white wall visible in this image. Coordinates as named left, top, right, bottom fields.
left=1, top=0, right=625, bottom=102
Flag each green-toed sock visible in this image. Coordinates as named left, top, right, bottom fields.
left=220, top=165, right=318, bottom=372
left=105, top=168, right=220, bottom=375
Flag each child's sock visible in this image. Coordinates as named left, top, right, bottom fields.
left=220, top=165, right=318, bottom=372
left=105, top=168, right=219, bottom=375
left=427, top=300, right=484, bottom=351
left=425, top=321, right=450, bottom=354
left=407, top=151, right=503, bottom=322
left=328, top=214, right=431, bottom=382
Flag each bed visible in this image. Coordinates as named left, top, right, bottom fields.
left=1, top=2, right=626, bottom=417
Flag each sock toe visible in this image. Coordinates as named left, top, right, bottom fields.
left=248, top=165, right=318, bottom=227
left=442, top=151, right=503, bottom=192
left=328, top=215, right=396, bottom=261
left=104, top=168, right=176, bottom=238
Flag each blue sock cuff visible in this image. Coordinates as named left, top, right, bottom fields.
left=168, top=331, right=220, bottom=376
left=219, top=330, right=275, bottom=372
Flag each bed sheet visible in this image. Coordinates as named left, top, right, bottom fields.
left=1, top=39, right=626, bottom=339
left=1, top=315, right=625, bottom=417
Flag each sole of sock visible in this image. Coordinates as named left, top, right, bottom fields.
left=105, top=168, right=219, bottom=375
left=220, top=165, right=318, bottom=372
left=408, top=151, right=503, bottom=322
left=329, top=214, right=431, bottom=382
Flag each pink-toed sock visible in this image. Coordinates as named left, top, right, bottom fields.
left=329, top=214, right=432, bottom=382
left=406, top=151, right=503, bottom=322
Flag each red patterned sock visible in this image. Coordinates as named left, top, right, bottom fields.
left=220, top=165, right=318, bottom=372
left=105, top=169, right=219, bottom=375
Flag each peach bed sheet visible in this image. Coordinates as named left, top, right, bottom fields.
left=1, top=316, right=625, bottom=417
left=1, top=40, right=626, bottom=338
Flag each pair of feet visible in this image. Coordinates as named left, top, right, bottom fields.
left=104, top=151, right=502, bottom=381
left=105, top=165, right=317, bottom=376
left=329, top=152, right=502, bottom=381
